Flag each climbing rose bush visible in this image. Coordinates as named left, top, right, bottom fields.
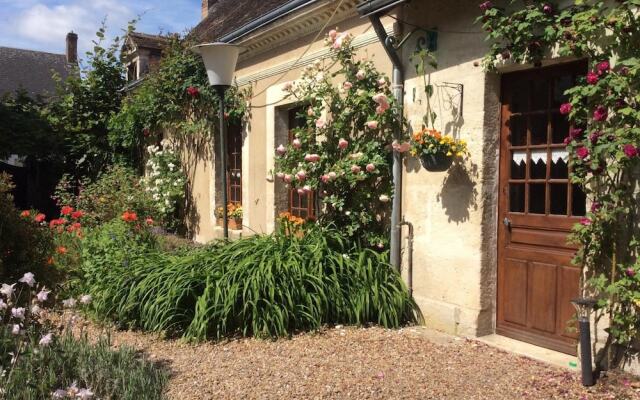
left=274, top=29, right=404, bottom=247
left=479, top=0, right=640, bottom=359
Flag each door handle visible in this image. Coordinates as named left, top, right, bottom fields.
left=503, top=217, right=512, bottom=229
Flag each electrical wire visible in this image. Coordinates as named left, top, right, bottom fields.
left=246, top=0, right=347, bottom=108
left=387, top=14, right=483, bottom=35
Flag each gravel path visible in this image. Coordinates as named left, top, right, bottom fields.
left=91, top=325, right=640, bottom=399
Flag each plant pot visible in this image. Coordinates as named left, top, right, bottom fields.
left=420, top=153, right=453, bottom=172
left=216, top=217, right=243, bottom=230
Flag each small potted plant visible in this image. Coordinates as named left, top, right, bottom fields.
left=215, top=203, right=243, bottom=230
left=410, top=128, right=469, bottom=171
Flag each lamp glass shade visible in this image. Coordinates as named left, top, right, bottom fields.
left=191, top=43, right=241, bottom=86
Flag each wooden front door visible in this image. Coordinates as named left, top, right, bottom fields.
left=497, top=61, right=587, bottom=355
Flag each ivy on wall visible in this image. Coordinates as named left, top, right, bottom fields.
left=478, top=0, right=640, bottom=366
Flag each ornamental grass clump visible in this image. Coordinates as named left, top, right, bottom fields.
left=82, top=221, right=420, bottom=340
left=0, top=272, right=167, bottom=399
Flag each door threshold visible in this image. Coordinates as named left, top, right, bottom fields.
left=477, top=334, right=580, bottom=371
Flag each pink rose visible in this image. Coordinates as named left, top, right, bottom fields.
left=276, top=172, right=284, bottom=179
left=276, top=144, right=286, bottom=155
left=580, top=217, right=592, bottom=226
left=305, top=154, right=321, bottom=163
left=343, top=81, right=353, bottom=90
left=542, top=4, right=553, bottom=14
left=377, top=78, right=386, bottom=87
left=303, top=185, right=312, bottom=193
left=307, top=107, right=315, bottom=116
left=593, top=106, right=608, bottom=122
left=356, top=70, right=365, bottom=80
left=366, top=120, right=379, bottom=129
left=590, top=202, right=601, bottom=212
left=297, top=188, right=306, bottom=195
left=625, top=268, right=636, bottom=277
left=596, top=60, right=610, bottom=75
left=623, top=144, right=638, bottom=158
left=296, top=170, right=307, bottom=181
left=351, top=165, right=361, bottom=174
left=366, top=163, right=376, bottom=172
left=372, top=93, right=388, bottom=105
left=283, top=174, right=293, bottom=183
left=316, top=118, right=327, bottom=129
left=392, top=140, right=411, bottom=153
left=328, top=29, right=338, bottom=40
left=559, top=103, right=572, bottom=115
left=333, top=33, right=349, bottom=49
left=292, top=138, right=302, bottom=149
left=321, top=174, right=330, bottom=183
left=338, top=138, right=349, bottom=150
left=586, top=71, right=599, bottom=85
left=575, top=147, right=590, bottom=159
left=569, top=127, right=583, bottom=139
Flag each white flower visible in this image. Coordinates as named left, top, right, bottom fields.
left=0, top=283, right=16, bottom=298
left=156, top=179, right=163, bottom=185
left=379, top=194, right=390, bottom=203
left=11, top=307, right=25, bottom=320
left=165, top=199, right=171, bottom=206
left=168, top=163, right=175, bottom=170
left=52, top=389, right=67, bottom=399
left=39, top=333, right=53, bottom=346
left=153, top=194, right=160, bottom=200
left=173, top=182, right=179, bottom=187
left=62, top=298, right=77, bottom=308
left=31, top=304, right=42, bottom=315
left=36, top=289, right=50, bottom=302
left=77, top=388, right=94, bottom=400
left=80, top=295, right=92, bottom=305
left=11, top=324, right=20, bottom=335
left=18, top=272, right=36, bottom=287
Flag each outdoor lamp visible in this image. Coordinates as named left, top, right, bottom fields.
left=571, top=297, right=597, bottom=386
left=191, top=43, right=242, bottom=238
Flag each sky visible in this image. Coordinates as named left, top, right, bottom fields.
left=0, top=0, right=201, bottom=57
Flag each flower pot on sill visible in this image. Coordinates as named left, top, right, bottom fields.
left=216, top=217, right=242, bottom=230
left=420, top=153, right=453, bottom=172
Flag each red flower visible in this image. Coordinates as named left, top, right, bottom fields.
left=569, top=127, right=583, bottom=139
left=586, top=71, right=599, bottom=85
left=623, top=144, right=638, bottom=158
left=60, top=205, right=74, bottom=216
left=542, top=4, right=553, bottom=14
left=596, top=60, right=610, bottom=75
left=71, top=210, right=84, bottom=220
left=576, top=147, right=590, bottom=159
left=593, top=106, right=608, bottom=122
left=186, top=86, right=200, bottom=97
left=590, top=202, right=601, bottom=212
left=121, top=211, right=138, bottom=222
left=479, top=1, right=493, bottom=12
left=559, top=103, right=572, bottom=115
left=56, top=246, right=67, bottom=254
left=145, top=217, right=154, bottom=225
left=20, top=210, right=30, bottom=218
left=49, top=218, right=65, bottom=228
left=626, top=268, right=636, bottom=278
left=34, top=213, right=46, bottom=223
left=580, top=217, right=592, bottom=226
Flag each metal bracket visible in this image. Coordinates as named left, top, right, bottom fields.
left=390, top=27, right=438, bottom=52
left=436, top=82, right=464, bottom=118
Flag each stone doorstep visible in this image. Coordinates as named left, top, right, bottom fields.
left=475, top=334, right=580, bottom=371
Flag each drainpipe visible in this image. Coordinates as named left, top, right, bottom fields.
left=369, top=14, right=404, bottom=271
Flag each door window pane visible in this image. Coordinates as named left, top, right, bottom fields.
left=550, top=184, right=568, bottom=215
left=509, top=115, right=526, bottom=146
left=510, top=80, right=529, bottom=113
left=530, top=150, right=547, bottom=179
left=529, top=183, right=546, bottom=214
left=531, top=79, right=548, bottom=111
left=510, top=184, right=525, bottom=213
left=550, top=150, right=569, bottom=179
left=553, top=75, right=573, bottom=107
left=551, top=112, right=569, bottom=144
left=530, top=114, right=548, bottom=145
left=511, top=151, right=526, bottom=179
left=571, top=184, right=587, bottom=216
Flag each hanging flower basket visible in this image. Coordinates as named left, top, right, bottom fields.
left=420, top=153, right=453, bottom=172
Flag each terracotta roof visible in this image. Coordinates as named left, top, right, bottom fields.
left=0, top=47, right=72, bottom=99
left=127, top=32, right=170, bottom=50
left=191, top=0, right=294, bottom=42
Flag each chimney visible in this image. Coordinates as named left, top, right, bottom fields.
left=201, top=0, right=213, bottom=19
left=66, top=32, right=78, bottom=64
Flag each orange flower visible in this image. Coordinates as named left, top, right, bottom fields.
left=60, top=205, right=74, bottom=216
left=56, top=246, right=67, bottom=254
left=47, top=257, right=54, bottom=265
left=145, top=217, right=154, bottom=225
left=34, top=213, right=46, bottom=223
left=20, top=210, right=30, bottom=218
left=121, top=210, right=138, bottom=222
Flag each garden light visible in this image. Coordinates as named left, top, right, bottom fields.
left=571, top=297, right=597, bottom=386
left=191, top=43, right=242, bottom=238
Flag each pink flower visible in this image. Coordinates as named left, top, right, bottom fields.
left=276, top=144, right=287, bottom=155
left=377, top=78, right=386, bottom=87
left=292, top=139, right=302, bottom=149
left=303, top=185, right=312, bottom=193
left=333, top=32, right=349, bottom=49
left=372, top=93, right=389, bottom=105
left=580, top=217, right=592, bottom=226
left=625, top=267, right=636, bottom=278
left=315, top=118, right=326, bottom=129
left=376, top=105, right=388, bottom=115
left=307, top=107, right=315, bottom=116
left=356, top=70, right=365, bottom=80
left=39, top=333, right=53, bottom=347
left=19, top=272, right=36, bottom=287
left=343, top=81, right=353, bottom=90
left=392, top=141, right=411, bottom=153
left=338, top=138, right=349, bottom=150
left=366, top=163, right=376, bottom=172
left=328, top=29, right=338, bottom=40
left=542, top=4, right=553, bottom=14
left=623, top=144, right=638, bottom=158
left=479, top=1, right=493, bottom=12
left=596, top=60, right=610, bottom=75
left=282, top=82, right=293, bottom=91
left=559, top=103, right=572, bottom=115
left=321, top=174, right=330, bottom=183
left=593, top=106, right=608, bottom=121
left=304, top=154, right=321, bottom=163
left=296, top=170, right=307, bottom=181
left=590, top=202, right=601, bottom=212
left=297, top=188, right=305, bottom=195
left=586, top=71, right=599, bottom=85
left=276, top=172, right=284, bottom=179
left=283, top=174, right=293, bottom=183
left=366, top=120, right=379, bottom=129
left=569, top=128, right=583, bottom=139
left=575, top=147, right=590, bottom=159
left=351, top=165, right=361, bottom=174
left=11, top=324, right=20, bottom=335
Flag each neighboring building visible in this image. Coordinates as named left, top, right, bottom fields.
left=122, top=32, right=169, bottom=90
left=182, top=0, right=630, bottom=365
left=0, top=32, right=78, bottom=99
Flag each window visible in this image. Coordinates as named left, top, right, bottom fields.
left=288, top=107, right=315, bottom=219
left=227, top=122, right=242, bottom=206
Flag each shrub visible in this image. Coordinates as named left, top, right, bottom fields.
left=0, top=272, right=168, bottom=399
left=0, top=173, right=55, bottom=285
left=82, top=223, right=419, bottom=340
left=53, top=164, right=158, bottom=228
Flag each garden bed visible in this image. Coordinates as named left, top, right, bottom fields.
left=87, top=323, right=639, bottom=399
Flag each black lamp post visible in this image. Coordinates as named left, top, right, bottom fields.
left=191, top=43, right=242, bottom=239
left=571, top=297, right=597, bottom=386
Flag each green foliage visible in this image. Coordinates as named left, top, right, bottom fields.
left=81, top=223, right=419, bottom=340
left=479, top=0, right=640, bottom=357
left=274, top=29, right=403, bottom=248
left=0, top=173, right=55, bottom=285
left=53, top=164, right=159, bottom=228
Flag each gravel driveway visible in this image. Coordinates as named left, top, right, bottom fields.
left=93, top=324, right=640, bottom=400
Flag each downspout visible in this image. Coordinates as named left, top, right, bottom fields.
left=369, top=14, right=404, bottom=271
